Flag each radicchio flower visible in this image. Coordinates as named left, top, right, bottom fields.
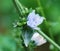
left=27, top=10, right=45, bottom=30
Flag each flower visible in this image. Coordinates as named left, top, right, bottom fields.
left=27, top=10, right=45, bottom=30
left=24, top=10, right=46, bottom=47
left=23, top=31, right=33, bottom=47
left=31, top=32, right=47, bottom=46
left=24, top=31, right=47, bottom=47
left=24, top=31, right=30, bottom=47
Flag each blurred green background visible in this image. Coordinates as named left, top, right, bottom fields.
left=0, top=0, right=60, bottom=51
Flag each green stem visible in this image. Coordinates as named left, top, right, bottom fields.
left=49, top=28, right=58, bottom=51
left=37, top=0, right=59, bottom=51
left=37, top=29, right=60, bottom=50
left=15, top=0, right=25, bottom=16
left=15, top=0, right=24, bottom=11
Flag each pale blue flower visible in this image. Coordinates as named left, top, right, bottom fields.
left=27, top=10, right=45, bottom=30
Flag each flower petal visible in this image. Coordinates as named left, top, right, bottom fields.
left=27, top=10, right=45, bottom=29
left=31, top=32, right=47, bottom=46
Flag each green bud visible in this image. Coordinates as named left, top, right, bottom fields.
left=25, top=8, right=29, bottom=13
left=17, top=22, right=22, bottom=26
left=22, top=10, right=26, bottom=15
left=22, top=18, right=26, bottom=21
left=23, top=22, right=26, bottom=24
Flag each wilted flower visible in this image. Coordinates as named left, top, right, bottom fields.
left=24, top=31, right=33, bottom=47
left=24, top=31, right=30, bottom=47
left=31, top=32, right=47, bottom=46
left=27, top=10, right=45, bottom=30
left=24, top=32, right=47, bottom=47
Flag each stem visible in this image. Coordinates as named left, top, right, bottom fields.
left=15, top=0, right=25, bottom=16
left=37, top=0, right=59, bottom=51
left=15, top=0, right=24, bottom=12
left=37, top=29, right=60, bottom=50
left=49, top=28, right=58, bottom=51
